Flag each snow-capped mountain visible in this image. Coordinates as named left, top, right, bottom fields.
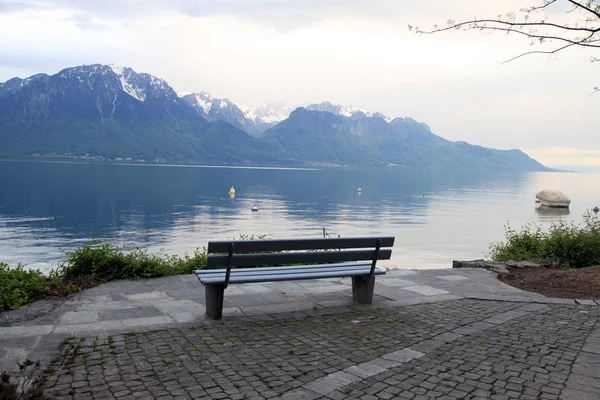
left=305, top=101, right=391, bottom=121
left=0, top=64, right=188, bottom=123
left=182, top=95, right=394, bottom=135
left=0, top=64, right=282, bottom=163
left=182, top=91, right=257, bottom=135
left=0, top=63, right=549, bottom=171
left=239, top=102, right=293, bottom=132
left=105, top=63, right=179, bottom=103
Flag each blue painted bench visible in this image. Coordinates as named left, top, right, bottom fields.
left=193, top=236, right=394, bottom=319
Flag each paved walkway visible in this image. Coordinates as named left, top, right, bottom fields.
left=1, top=268, right=600, bottom=399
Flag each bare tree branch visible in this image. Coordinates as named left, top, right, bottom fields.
left=411, top=0, right=599, bottom=93
left=568, top=0, right=600, bottom=19
left=415, top=20, right=599, bottom=35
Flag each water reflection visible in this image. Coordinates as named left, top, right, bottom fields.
left=535, top=205, right=570, bottom=221
left=1, top=159, right=599, bottom=270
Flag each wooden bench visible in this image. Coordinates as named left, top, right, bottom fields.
left=193, top=236, right=394, bottom=319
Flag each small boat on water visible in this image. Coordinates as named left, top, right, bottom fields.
left=251, top=205, right=259, bottom=212
left=535, top=190, right=571, bottom=208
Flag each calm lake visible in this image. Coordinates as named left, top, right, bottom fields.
left=1, top=159, right=598, bottom=272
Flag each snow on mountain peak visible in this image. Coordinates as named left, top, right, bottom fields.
left=191, top=93, right=212, bottom=115
left=305, top=101, right=388, bottom=120
left=108, top=63, right=126, bottom=76
left=108, top=63, right=146, bottom=102
left=239, top=102, right=292, bottom=124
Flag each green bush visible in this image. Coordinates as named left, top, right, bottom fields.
left=1, top=235, right=276, bottom=310
left=59, top=241, right=208, bottom=281
left=0, top=263, right=48, bottom=311
left=488, top=213, right=600, bottom=269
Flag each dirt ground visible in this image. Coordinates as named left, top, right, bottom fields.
left=499, top=265, right=600, bottom=300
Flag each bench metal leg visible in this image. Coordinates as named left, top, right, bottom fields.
left=352, top=276, right=376, bottom=304
left=205, top=284, right=225, bottom=320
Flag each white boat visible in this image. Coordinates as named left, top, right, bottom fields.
left=535, top=190, right=571, bottom=208
left=251, top=205, right=259, bottom=212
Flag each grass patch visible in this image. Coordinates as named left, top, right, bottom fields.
left=487, top=213, right=600, bottom=269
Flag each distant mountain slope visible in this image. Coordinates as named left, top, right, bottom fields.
left=263, top=108, right=380, bottom=166
left=0, top=64, right=548, bottom=171
left=305, top=101, right=390, bottom=121
left=182, top=92, right=259, bottom=136
left=263, top=108, right=547, bottom=171
left=0, top=64, right=277, bottom=163
left=239, top=102, right=293, bottom=133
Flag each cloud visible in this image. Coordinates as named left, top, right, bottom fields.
left=0, top=0, right=530, bottom=28
left=0, top=0, right=598, bottom=160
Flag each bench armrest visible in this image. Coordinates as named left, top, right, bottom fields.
left=369, top=239, right=382, bottom=276
left=224, top=243, right=234, bottom=288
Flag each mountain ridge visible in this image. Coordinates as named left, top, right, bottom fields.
left=0, top=64, right=549, bottom=171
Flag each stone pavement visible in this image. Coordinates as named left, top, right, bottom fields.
left=1, top=268, right=600, bottom=399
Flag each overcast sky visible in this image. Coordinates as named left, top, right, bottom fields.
left=0, top=0, right=598, bottom=169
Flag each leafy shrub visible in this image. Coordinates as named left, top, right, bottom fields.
left=1, top=234, right=271, bottom=310
left=59, top=241, right=208, bottom=281
left=488, top=213, right=600, bottom=269
left=0, top=263, right=48, bottom=311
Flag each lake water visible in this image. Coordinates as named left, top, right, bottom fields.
left=1, top=159, right=598, bottom=272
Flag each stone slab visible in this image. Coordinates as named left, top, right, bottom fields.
left=1, top=325, right=54, bottom=338
left=517, top=303, right=549, bottom=312
left=403, top=285, right=450, bottom=296
left=299, top=285, right=348, bottom=294
left=379, top=279, right=417, bottom=288
left=575, top=299, right=598, bottom=306
left=303, top=377, right=344, bottom=395
left=382, top=348, right=425, bottom=363
left=566, top=373, right=600, bottom=392
left=435, top=275, right=470, bottom=281
left=240, top=301, right=318, bottom=316
left=411, top=339, right=445, bottom=353
left=126, top=292, right=170, bottom=301
left=384, top=269, right=419, bottom=276
left=345, top=362, right=387, bottom=378
left=74, top=300, right=137, bottom=311
left=121, top=316, right=174, bottom=329
left=453, top=321, right=494, bottom=335
left=561, top=388, right=600, bottom=400
left=280, top=389, right=321, bottom=400
left=99, top=306, right=163, bottom=321
left=432, top=332, right=464, bottom=343
left=328, top=371, right=361, bottom=385
left=484, top=310, right=530, bottom=325
left=165, top=289, right=204, bottom=299
left=58, top=310, right=100, bottom=325
left=241, top=285, right=277, bottom=294
left=54, top=320, right=124, bottom=334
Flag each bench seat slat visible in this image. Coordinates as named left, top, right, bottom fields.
left=194, top=262, right=371, bottom=277
left=195, top=265, right=373, bottom=280
left=199, top=268, right=385, bottom=285
left=207, top=249, right=391, bottom=268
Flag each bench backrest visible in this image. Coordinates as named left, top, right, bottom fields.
left=206, top=237, right=394, bottom=269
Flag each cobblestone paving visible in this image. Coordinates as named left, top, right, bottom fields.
left=42, top=299, right=600, bottom=400
left=333, top=304, right=599, bottom=400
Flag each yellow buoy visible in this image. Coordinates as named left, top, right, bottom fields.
left=229, top=186, right=235, bottom=196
